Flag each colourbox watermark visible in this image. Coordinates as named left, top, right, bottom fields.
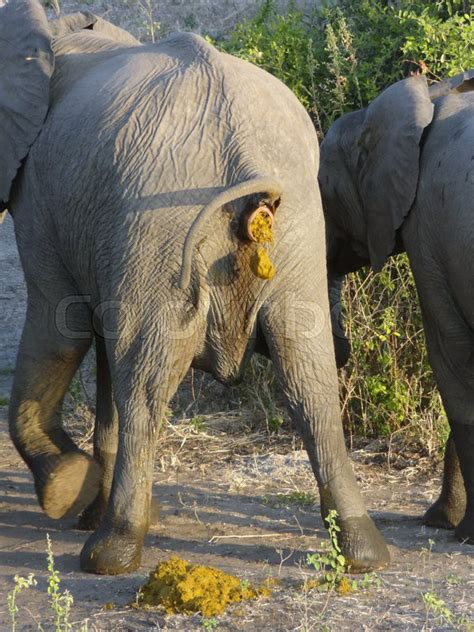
left=54, top=293, right=346, bottom=344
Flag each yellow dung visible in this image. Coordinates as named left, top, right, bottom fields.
left=138, top=556, right=274, bottom=617
left=250, top=246, right=276, bottom=280
left=248, top=210, right=273, bottom=243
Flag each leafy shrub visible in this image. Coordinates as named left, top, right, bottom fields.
left=402, top=5, right=474, bottom=78
left=221, top=0, right=474, bottom=132
left=220, top=0, right=474, bottom=446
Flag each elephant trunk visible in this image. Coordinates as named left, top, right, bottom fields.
left=179, top=176, right=283, bottom=289
left=328, top=273, right=351, bottom=369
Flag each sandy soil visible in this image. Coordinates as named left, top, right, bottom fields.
left=0, top=413, right=473, bottom=631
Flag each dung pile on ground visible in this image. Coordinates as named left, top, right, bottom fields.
left=137, top=556, right=274, bottom=616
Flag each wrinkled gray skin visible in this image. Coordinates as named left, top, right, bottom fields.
left=320, top=71, right=474, bottom=544
left=1, top=1, right=384, bottom=575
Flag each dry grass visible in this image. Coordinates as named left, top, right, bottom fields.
left=63, top=351, right=442, bottom=490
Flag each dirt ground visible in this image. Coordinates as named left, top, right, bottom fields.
left=1, top=214, right=473, bottom=630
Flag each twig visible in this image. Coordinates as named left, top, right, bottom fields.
left=209, top=533, right=292, bottom=543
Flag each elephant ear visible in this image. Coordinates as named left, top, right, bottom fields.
left=49, top=11, right=140, bottom=46
left=428, top=69, right=474, bottom=100
left=48, top=11, right=96, bottom=38
left=0, top=0, right=54, bottom=212
left=357, top=76, right=434, bottom=271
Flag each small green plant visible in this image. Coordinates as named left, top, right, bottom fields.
left=306, top=510, right=349, bottom=592
left=268, top=415, right=284, bottom=433
left=202, top=617, right=219, bottom=631
left=67, top=375, right=85, bottom=402
left=189, top=416, right=205, bottom=432
left=0, top=396, right=9, bottom=406
left=446, top=572, right=461, bottom=586
left=423, top=590, right=455, bottom=626
left=7, top=573, right=37, bottom=632
left=277, top=491, right=316, bottom=506
left=139, top=0, right=161, bottom=42
left=357, top=572, right=383, bottom=591
left=306, top=510, right=381, bottom=595
left=45, top=533, right=74, bottom=632
left=184, top=13, right=198, bottom=30
left=6, top=535, right=79, bottom=631
left=422, top=585, right=473, bottom=628
left=419, top=537, right=436, bottom=572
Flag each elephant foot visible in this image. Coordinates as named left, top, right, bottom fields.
left=77, top=495, right=107, bottom=531
left=80, top=525, right=143, bottom=575
left=454, top=513, right=474, bottom=544
left=423, top=497, right=465, bottom=530
left=40, top=452, right=101, bottom=520
left=338, top=515, right=390, bottom=573
left=77, top=496, right=161, bottom=531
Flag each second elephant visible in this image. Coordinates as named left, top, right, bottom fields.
left=319, top=71, right=474, bottom=544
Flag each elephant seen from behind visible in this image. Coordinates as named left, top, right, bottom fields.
left=320, top=69, right=474, bottom=544
left=0, top=1, right=388, bottom=574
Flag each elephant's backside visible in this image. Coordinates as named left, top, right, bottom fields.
left=14, top=30, right=317, bottom=311
left=2, top=2, right=391, bottom=575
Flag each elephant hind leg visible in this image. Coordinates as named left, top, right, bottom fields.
left=77, top=335, right=118, bottom=530
left=423, top=432, right=466, bottom=529
left=259, top=293, right=390, bottom=572
left=80, top=320, right=194, bottom=574
left=9, top=295, right=101, bottom=520
left=413, top=281, right=474, bottom=543
left=77, top=336, right=161, bottom=531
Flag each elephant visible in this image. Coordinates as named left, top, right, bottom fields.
left=0, top=1, right=389, bottom=575
left=319, top=70, right=474, bottom=544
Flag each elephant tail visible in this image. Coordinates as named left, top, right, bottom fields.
left=179, top=177, right=283, bottom=290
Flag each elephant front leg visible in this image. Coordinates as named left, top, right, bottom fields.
left=423, top=433, right=466, bottom=529
left=260, top=295, right=390, bottom=572
left=80, top=335, right=192, bottom=574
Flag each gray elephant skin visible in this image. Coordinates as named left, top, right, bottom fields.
left=0, top=0, right=387, bottom=574
left=320, top=70, right=474, bottom=545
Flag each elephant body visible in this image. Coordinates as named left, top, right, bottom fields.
left=407, top=90, right=474, bottom=385
left=1, top=2, right=389, bottom=574
left=320, top=72, right=474, bottom=543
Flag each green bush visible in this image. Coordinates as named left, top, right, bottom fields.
left=220, top=0, right=474, bottom=447
left=221, top=0, right=474, bottom=134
